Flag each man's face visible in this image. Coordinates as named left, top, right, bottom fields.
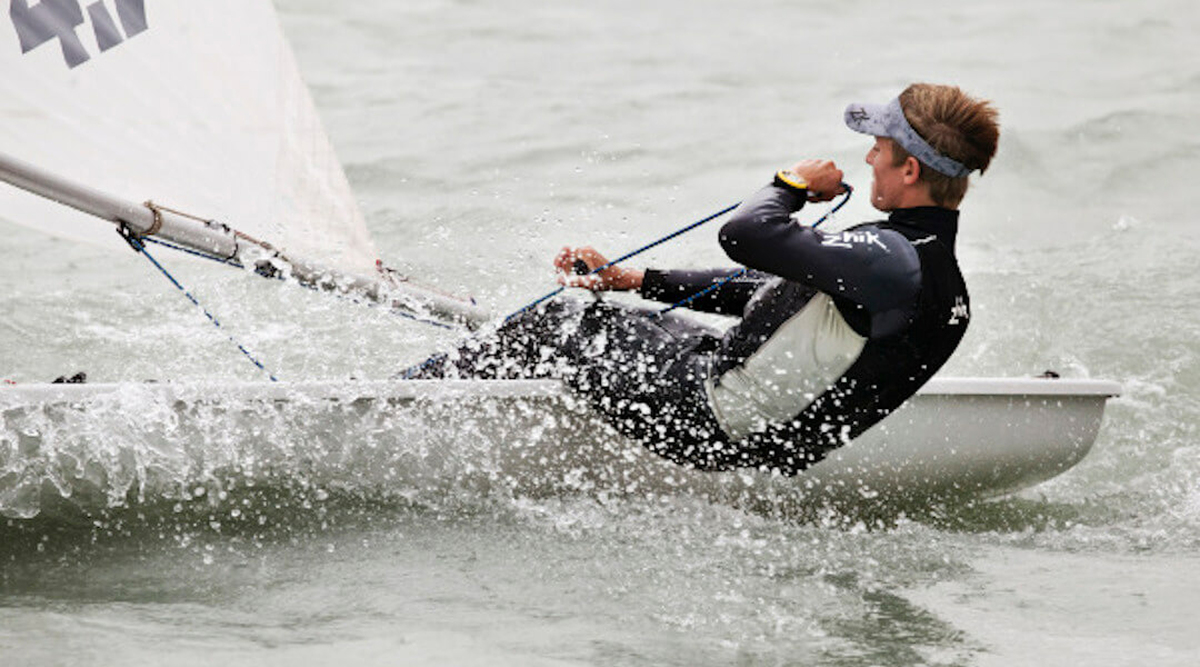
left=865, top=137, right=907, bottom=212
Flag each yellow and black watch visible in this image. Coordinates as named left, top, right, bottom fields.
left=773, top=169, right=808, bottom=194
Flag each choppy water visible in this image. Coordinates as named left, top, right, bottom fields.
left=4, top=0, right=1200, bottom=664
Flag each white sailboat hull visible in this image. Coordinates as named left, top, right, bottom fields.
left=0, top=377, right=1120, bottom=518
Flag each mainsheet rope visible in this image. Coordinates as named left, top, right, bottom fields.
left=123, top=185, right=851, bottom=380
left=655, top=184, right=852, bottom=316
left=398, top=184, right=852, bottom=379
left=501, top=202, right=741, bottom=324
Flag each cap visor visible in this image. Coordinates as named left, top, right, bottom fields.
left=844, top=102, right=890, bottom=136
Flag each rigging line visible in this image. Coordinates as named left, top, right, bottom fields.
left=117, top=224, right=279, bottom=382
left=396, top=201, right=741, bottom=380
left=145, top=200, right=269, bottom=255
left=141, top=201, right=464, bottom=331
left=398, top=184, right=852, bottom=379
left=143, top=236, right=244, bottom=267
left=141, top=237, right=458, bottom=331
left=656, top=184, right=853, bottom=317
left=500, top=202, right=742, bottom=324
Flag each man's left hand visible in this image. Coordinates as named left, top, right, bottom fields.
left=554, top=246, right=644, bottom=291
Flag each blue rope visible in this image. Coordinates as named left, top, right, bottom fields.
left=500, top=202, right=741, bottom=324
left=119, top=225, right=279, bottom=382
left=399, top=184, right=854, bottom=379
left=143, top=236, right=243, bottom=268
left=396, top=201, right=743, bottom=379
left=656, top=183, right=853, bottom=317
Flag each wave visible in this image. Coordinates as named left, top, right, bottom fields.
left=5, top=380, right=1091, bottom=534
left=9, top=382, right=889, bottom=525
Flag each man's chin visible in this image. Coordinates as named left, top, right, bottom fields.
left=869, top=186, right=892, bottom=212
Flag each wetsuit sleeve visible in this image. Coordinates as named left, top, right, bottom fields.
left=718, top=183, right=921, bottom=338
left=639, top=268, right=770, bottom=315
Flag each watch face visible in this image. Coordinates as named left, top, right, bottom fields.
left=776, top=170, right=807, bottom=190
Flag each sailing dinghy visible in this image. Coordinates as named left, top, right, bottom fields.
left=0, top=1, right=1121, bottom=518
left=0, top=377, right=1120, bottom=519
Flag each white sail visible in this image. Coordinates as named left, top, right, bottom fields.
left=0, top=0, right=375, bottom=276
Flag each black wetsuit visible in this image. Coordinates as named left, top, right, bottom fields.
left=418, top=181, right=970, bottom=475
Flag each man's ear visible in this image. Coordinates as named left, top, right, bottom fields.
left=903, top=156, right=922, bottom=185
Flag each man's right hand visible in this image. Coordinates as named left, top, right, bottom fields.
left=554, top=246, right=644, bottom=291
left=785, top=159, right=845, bottom=202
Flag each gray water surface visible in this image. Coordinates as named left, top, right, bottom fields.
left=3, top=0, right=1200, bottom=664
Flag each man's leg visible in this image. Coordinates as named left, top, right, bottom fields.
left=556, top=302, right=739, bottom=468
left=410, top=298, right=745, bottom=470
left=409, top=299, right=592, bottom=381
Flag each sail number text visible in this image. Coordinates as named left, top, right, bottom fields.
left=10, top=0, right=148, bottom=68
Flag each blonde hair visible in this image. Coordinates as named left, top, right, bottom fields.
left=891, top=83, right=1000, bottom=208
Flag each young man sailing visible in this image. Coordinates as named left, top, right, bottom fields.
left=416, top=83, right=1000, bottom=475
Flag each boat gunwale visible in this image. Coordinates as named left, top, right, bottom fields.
left=0, top=377, right=1121, bottom=408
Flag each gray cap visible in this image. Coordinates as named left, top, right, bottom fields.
left=844, top=97, right=972, bottom=178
